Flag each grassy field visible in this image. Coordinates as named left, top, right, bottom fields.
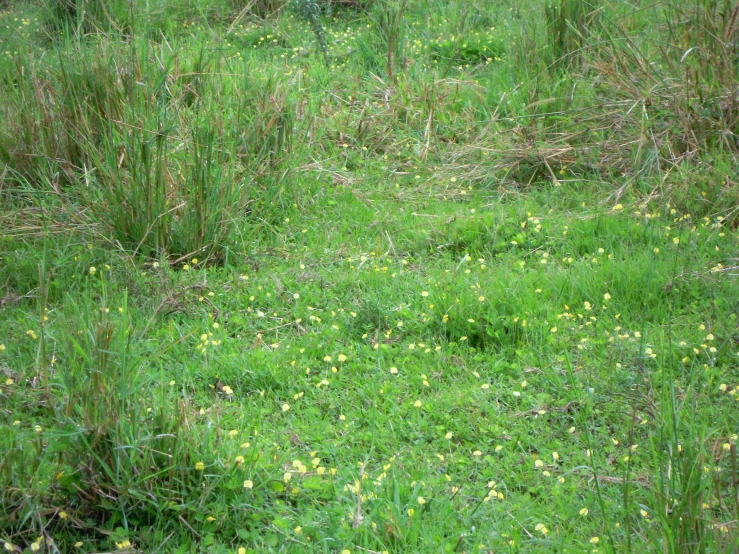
left=1, top=0, right=739, bottom=552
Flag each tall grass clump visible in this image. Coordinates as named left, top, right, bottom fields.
left=0, top=42, right=124, bottom=188
left=599, top=0, right=739, bottom=154
left=493, top=0, right=739, bottom=195
left=643, top=382, right=739, bottom=552
left=45, top=0, right=238, bottom=36
left=544, top=0, right=602, bottom=70
left=0, top=283, right=255, bottom=550
left=0, top=33, right=295, bottom=262
left=371, top=0, right=408, bottom=80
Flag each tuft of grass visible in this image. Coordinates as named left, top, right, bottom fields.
left=544, top=0, right=602, bottom=70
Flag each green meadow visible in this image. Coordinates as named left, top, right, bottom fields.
left=1, top=0, right=738, bottom=552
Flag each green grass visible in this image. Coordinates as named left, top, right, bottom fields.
left=1, top=0, right=739, bottom=552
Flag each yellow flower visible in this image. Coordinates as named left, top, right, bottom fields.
left=235, top=455, right=245, bottom=464
left=590, top=537, right=600, bottom=544
left=243, top=480, right=253, bottom=489
left=89, top=266, right=96, bottom=275
left=0, top=344, right=5, bottom=351
left=74, top=543, right=83, bottom=548
left=3, top=543, right=14, bottom=552
left=417, top=496, right=426, bottom=505
left=579, top=508, right=588, bottom=516
left=5, top=378, right=12, bottom=386
left=223, top=386, right=234, bottom=395
left=413, top=400, right=422, bottom=408
left=195, top=462, right=205, bottom=471
left=238, top=548, right=246, bottom=554
left=407, top=508, right=415, bottom=516
left=282, top=403, right=291, bottom=412
left=445, top=432, right=453, bottom=439
left=338, top=354, right=347, bottom=362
